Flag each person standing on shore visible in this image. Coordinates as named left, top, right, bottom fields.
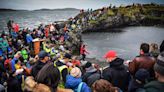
left=7, top=20, right=14, bottom=34
left=80, top=44, right=89, bottom=61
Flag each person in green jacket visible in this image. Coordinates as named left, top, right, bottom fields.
left=21, top=48, right=28, bottom=61
left=0, top=38, right=9, bottom=54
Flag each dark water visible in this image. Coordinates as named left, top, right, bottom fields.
left=0, top=10, right=79, bottom=32
left=83, top=27, right=164, bottom=61
left=0, top=11, right=164, bottom=61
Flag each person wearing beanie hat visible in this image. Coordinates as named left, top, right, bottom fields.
left=128, top=69, right=150, bottom=92
left=142, top=52, right=164, bottom=92
left=82, top=61, right=101, bottom=87
left=135, top=69, right=150, bottom=83
left=102, top=50, right=130, bottom=91
left=65, top=67, right=91, bottom=92
left=70, top=67, right=82, bottom=78
left=154, top=52, right=164, bottom=76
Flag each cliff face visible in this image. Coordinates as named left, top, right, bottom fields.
left=75, top=3, right=164, bottom=32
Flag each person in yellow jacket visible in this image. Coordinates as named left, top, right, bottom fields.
left=14, top=60, right=22, bottom=70
left=43, top=42, right=51, bottom=53
left=43, top=42, right=59, bottom=58
left=54, top=53, right=72, bottom=88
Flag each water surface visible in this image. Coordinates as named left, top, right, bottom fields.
left=83, top=26, right=164, bottom=61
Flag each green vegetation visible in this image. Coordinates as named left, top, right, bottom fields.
left=107, top=9, right=115, bottom=16
left=92, top=4, right=163, bottom=23
left=89, top=20, right=98, bottom=25
left=77, top=3, right=164, bottom=31
left=115, top=4, right=163, bottom=20
left=118, top=6, right=140, bottom=18
left=99, top=14, right=108, bottom=21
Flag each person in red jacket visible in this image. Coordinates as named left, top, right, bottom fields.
left=12, top=23, right=19, bottom=33
left=80, top=44, right=89, bottom=61
left=44, top=26, right=49, bottom=38
left=71, top=56, right=81, bottom=67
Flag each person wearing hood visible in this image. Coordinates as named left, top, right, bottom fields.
left=102, top=50, right=130, bottom=92
left=82, top=61, right=101, bottom=87
left=65, top=67, right=91, bottom=92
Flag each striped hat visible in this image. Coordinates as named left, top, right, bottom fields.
left=154, top=52, right=164, bottom=75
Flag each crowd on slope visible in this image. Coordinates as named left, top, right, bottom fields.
left=0, top=15, right=164, bottom=92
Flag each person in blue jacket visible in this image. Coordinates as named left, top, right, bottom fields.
left=11, top=52, right=21, bottom=72
left=65, top=67, right=91, bottom=92
left=26, top=33, right=33, bottom=50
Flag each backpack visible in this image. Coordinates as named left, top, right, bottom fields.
left=74, top=82, right=84, bottom=92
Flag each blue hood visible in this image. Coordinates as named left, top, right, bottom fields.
left=65, top=75, right=82, bottom=89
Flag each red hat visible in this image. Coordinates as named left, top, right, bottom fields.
left=103, top=50, right=117, bottom=58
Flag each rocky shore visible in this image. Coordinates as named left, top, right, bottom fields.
left=50, top=3, right=164, bottom=57
left=73, top=3, right=164, bottom=32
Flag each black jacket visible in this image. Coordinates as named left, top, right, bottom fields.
left=82, top=66, right=101, bottom=87
left=7, top=76, right=22, bottom=92
left=143, top=81, right=164, bottom=92
left=31, top=60, right=46, bottom=78
left=128, top=79, right=144, bottom=92
left=102, top=58, right=130, bottom=91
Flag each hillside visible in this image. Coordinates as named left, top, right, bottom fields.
left=74, top=3, right=164, bottom=32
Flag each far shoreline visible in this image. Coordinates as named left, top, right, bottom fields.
left=81, top=25, right=164, bottom=33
